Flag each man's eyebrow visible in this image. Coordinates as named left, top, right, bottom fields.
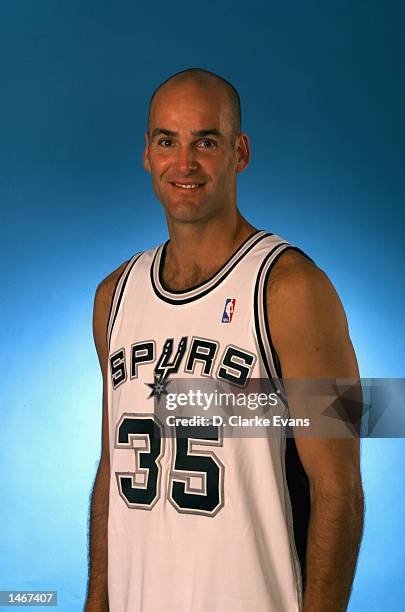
left=151, top=128, right=224, bottom=140
left=192, top=129, right=224, bottom=138
left=151, top=128, right=174, bottom=139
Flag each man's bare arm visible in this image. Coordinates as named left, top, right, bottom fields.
left=84, top=262, right=128, bottom=612
left=268, top=251, right=364, bottom=612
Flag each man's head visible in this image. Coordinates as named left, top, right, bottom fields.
left=147, top=68, right=242, bottom=145
left=144, top=68, right=250, bottom=225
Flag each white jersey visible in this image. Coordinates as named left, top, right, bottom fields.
left=106, top=230, right=312, bottom=612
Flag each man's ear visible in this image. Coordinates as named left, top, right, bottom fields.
left=235, top=133, right=250, bottom=174
left=143, top=132, right=151, bottom=172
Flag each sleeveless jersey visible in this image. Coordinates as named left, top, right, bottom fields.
left=106, top=229, right=312, bottom=612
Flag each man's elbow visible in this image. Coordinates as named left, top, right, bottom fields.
left=309, top=473, right=364, bottom=511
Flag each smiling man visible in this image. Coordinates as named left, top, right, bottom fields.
left=85, top=68, right=364, bottom=612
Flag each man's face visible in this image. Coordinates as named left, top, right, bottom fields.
left=144, top=82, right=249, bottom=224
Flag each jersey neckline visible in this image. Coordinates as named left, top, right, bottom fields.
left=150, top=229, right=270, bottom=305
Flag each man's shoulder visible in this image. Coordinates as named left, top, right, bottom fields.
left=96, top=259, right=130, bottom=306
left=94, top=243, right=158, bottom=306
left=266, top=247, right=337, bottom=317
left=268, top=246, right=321, bottom=287
left=266, top=247, right=347, bottom=347
left=92, top=259, right=133, bottom=356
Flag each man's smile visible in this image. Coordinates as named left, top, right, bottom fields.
left=169, top=182, right=205, bottom=191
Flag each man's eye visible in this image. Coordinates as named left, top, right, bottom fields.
left=198, top=139, right=216, bottom=148
left=158, top=139, right=172, bottom=147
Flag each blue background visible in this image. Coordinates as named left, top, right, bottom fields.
left=1, top=1, right=404, bottom=610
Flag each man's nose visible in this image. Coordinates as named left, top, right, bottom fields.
left=174, top=145, right=199, bottom=173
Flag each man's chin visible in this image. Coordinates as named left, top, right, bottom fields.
left=162, top=199, right=212, bottom=224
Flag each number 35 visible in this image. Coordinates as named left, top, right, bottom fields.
left=115, top=414, right=224, bottom=517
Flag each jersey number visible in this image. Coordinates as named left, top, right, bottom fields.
left=115, top=415, right=224, bottom=516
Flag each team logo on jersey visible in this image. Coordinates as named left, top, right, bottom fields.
left=221, top=298, right=236, bottom=323
left=145, top=372, right=171, bottom=402
left=110, top=334, right=256, bottom=392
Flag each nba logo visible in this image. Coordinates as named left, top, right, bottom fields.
left=222, top=298, right=236, bottom=323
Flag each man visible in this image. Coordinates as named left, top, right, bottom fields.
left=85, top=68, right=364, bottom=612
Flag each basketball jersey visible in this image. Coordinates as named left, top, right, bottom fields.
left=106, top=229, right=312, bottom=612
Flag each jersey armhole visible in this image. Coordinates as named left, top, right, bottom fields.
left=254, top=244, right=316, bottom=382
left=254, top=243, right=315, bottom=597
left=107, top=252, right=143, bottom=351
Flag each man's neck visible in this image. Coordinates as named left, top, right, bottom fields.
left=162, top=213, right=258, bottom=291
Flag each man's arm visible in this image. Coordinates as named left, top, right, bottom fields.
left=268, top=250, right=364, bottom=612
left=84, top=262, right=128, bottom=612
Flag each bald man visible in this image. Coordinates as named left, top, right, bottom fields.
left=84, top=68, right=364, bottom=612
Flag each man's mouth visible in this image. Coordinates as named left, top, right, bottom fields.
left=170, top=182, right=205, bottom=191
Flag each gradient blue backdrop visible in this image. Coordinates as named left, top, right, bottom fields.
left=1, top=1, right=404, bottom=610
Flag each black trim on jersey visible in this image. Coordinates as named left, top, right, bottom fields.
left=253, top=243, right=288, bottom=381
left=285, top=436, right=311, bottom=591
left=107, top=253, right=143, bottom=350
left=150, top=230, right=271, bottom=305
left=254, top=243, right=316, bottom=592
left=263, top=246, right=315, bottom=377
left=254, top=245, right=316, bottom=380
left=159, top=229, right=263, bottom=294
left=106, top=273, right=124, bottom=348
